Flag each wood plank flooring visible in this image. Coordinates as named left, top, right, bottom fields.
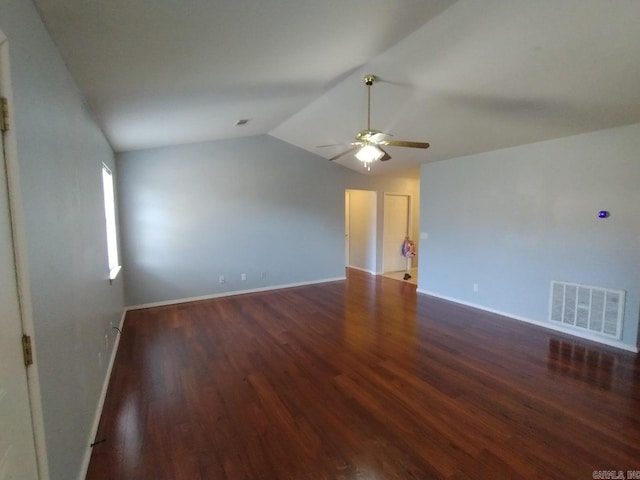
left=87, top=269, right=640, bottom=479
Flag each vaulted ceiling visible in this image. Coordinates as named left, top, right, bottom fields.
left=34, top=0, right=640, bottom=176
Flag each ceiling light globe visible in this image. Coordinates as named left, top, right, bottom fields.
left=355, top=145, right=384, bottom=163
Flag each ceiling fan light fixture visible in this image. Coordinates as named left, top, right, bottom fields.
left=355, top=144, right=384, bottom=164
left=324, top=74, right=429, bottom=170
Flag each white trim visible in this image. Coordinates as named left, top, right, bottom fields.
left=77, top=309, right=126, bottom=480
left=344, top=190, right=350, bottom=268
left=417, top=289, right=638, bottom=353
left=346, top=265, right=377, bottom=276
left=128, top=277, right=346, bottom=311
left=108, top=265, right=121, bottom=281
left=382, top=192, right=412, bottom=275
left=346, top=267, right=385, bottom=276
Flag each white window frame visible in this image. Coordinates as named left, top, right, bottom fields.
left=102, top=164, right=121, bottom=280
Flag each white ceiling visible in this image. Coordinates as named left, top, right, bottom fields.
left=34, top=0, right=640, bottom=177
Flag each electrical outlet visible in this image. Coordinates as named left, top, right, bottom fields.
left=241, top=273, right=247, bottom=281
left=105, top=333, right=109, bottom=350
left=219, top=275, right=225, bottom=284
left=98, top=352, right=103, bottom=370
left=473, top=283, right=479, bottom=292
left=261, top=271, right=267, bottom=280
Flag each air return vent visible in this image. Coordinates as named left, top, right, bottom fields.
left=550, top=281, right=625, bottom=339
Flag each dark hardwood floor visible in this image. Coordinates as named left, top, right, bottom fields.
left=87, top=269, right=640, bottom=480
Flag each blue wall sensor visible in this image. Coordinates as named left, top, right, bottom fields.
left=598, top=211, right=610, bottom=218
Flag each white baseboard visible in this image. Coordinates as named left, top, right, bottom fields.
left=347, top=266, right=377, bottom=275
left=417, top=289, right=638, bottom=353
left=127, top=276, right=346, bottom=311
left=78, top=309, right=127, bottom=480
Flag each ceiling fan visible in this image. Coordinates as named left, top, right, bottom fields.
left=319, top=74, right=430, bottom=169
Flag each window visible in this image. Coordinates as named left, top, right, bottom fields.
left=102, top=164, right=121, bottom=280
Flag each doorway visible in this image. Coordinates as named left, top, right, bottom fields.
left=344, top=190, right=349, bottom=267
left=344, top=189, right=377, bottom=274
left=382, top=193, right=411, bottom=273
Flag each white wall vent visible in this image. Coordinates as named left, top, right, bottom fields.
left=549, top=281, right=625, bottom=339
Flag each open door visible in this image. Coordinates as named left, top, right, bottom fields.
left=0, top=34, right=42, bottom=480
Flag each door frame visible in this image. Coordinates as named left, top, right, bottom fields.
left=0, top=30, right=50, bottom=480
left=382, top=192, right=412, bottom=274
left=344, top=190, right=350, bottom=267
left=345, top=189, right=377, bottom=274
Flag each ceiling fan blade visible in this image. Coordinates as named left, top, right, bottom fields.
left=384, top=140, right=430, bottom=149
left=379, top=146, right=391, bottom=162
left=328, top=146, right=358, bottom=162
left=357, top=129, right=388, bottom=143
left=370, top=131, right=392, bottom=143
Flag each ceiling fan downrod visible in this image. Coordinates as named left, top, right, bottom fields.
left=364, top=74, right=376, bottom=131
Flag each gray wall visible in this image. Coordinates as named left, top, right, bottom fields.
left=0, top=1, right=125, bottom=479
left=117, top=135, right=420, bottom=306
left=419, top=123, right=640, bottom=349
